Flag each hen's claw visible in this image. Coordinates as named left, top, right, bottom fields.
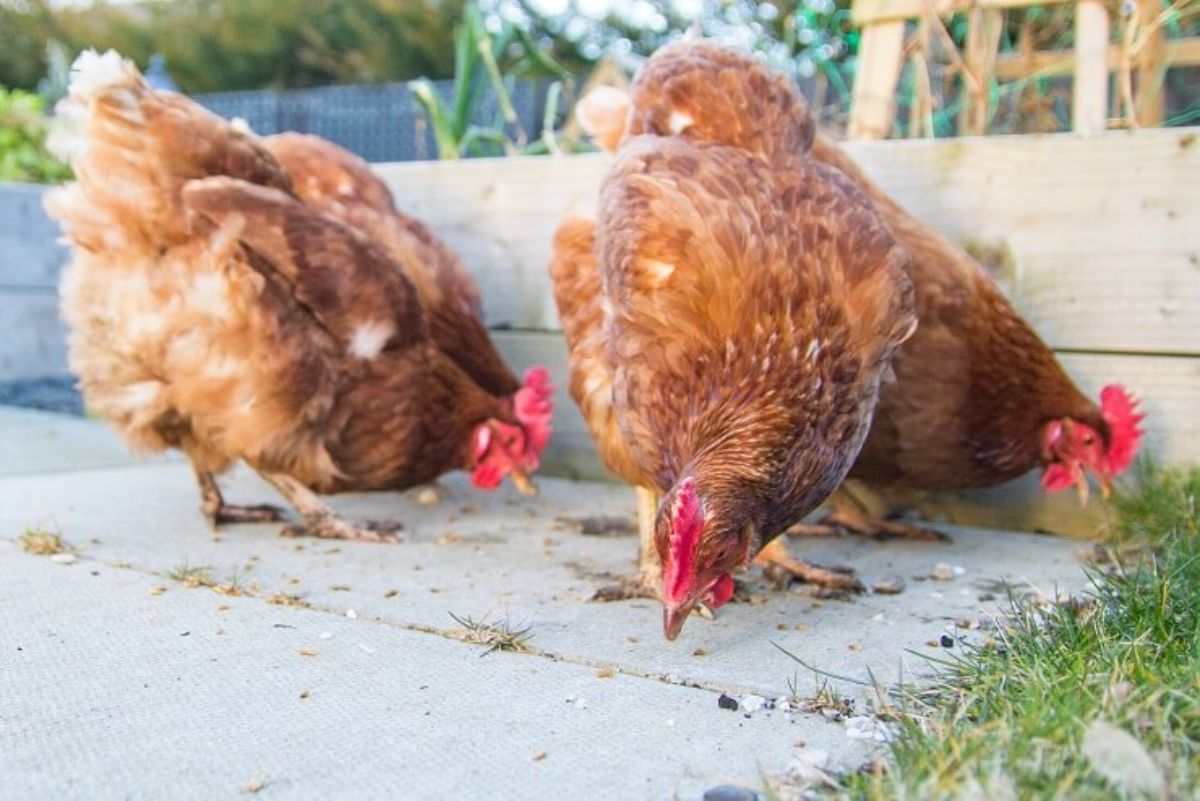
left=787, top=514, right=950, bottom=543
left=591, top=572, right=659, bottom=602
left=755, top=538, right=864, bottom=593
left=281, top=517, right=402, bottom=543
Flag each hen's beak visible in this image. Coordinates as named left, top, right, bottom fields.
left=510, top=468, right=538, bottom=496
left=1073, top=465, right=1090, bottom=506
left=663, top=601, right=694, bottom=641
left=1096, top=471, right=1113, bottom=500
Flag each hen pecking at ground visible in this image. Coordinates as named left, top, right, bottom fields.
left=46, top=50, right=553, bottom=541
left=551, top=41, right=917, bottom=640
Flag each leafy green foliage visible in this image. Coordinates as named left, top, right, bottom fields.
left=0, top=88, right=70, bottom=184
left=0, top=0, right=466, bottom=94
left=408, top=2, right=579, bottom=159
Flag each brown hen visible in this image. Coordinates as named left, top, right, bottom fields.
left=47, top=51, right=552, bottom=540
left=551, top=42, right=916, bottom=639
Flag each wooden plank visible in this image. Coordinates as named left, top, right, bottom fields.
left=852, top=0, right=1072, bottom=26
left=491, top=331, right=611, bottom=482
left=376, top=155, right=610, bottom=331
left=1074, top=0, right=1111, bottom=135
left=995, top=37, right=1200, bottom=81
left=376, top=129, right=1200, bottom=355
left=848, top=20, right=906, bottom=140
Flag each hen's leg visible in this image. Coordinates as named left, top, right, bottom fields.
left=592, top=486, right=662, bottom=602
left=191, top=461, right=286, bottom=529
left=788, top=486, right=949, bottom=543
left=754, top=537, right=864, bottom=593
left=260, top=472, right=401, bottom=543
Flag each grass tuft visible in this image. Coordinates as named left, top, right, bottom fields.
left=834, top=465, right=1200, bottom=799
left=448, top=612, right=535, bottom=656
left=19, top=524, right=66, bottom=556
left=166, top=559, right=214, bottom=588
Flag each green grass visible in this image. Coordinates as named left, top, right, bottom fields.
left=836, top=466, right=1200, bottom=799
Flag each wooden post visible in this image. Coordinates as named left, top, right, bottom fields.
left=849, top=19, right=906, bottom=140
left=1136, top=0, right=1167, bottom=126
left=908, top=15, right=934, bottom=138
left=961, top=7, right=1004, bottom=136
left=1074, top=0, right=1111, bottom=135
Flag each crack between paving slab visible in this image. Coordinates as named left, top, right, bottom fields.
left=5, top=539, right=790, bottom=700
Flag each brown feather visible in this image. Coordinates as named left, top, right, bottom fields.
left=49, top=52, right=517, bottom=507
left=265, top=133, right=519, bottom=397
left=810, top=134, right=1104, bottom=489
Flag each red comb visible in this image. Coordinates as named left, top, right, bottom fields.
left=514, top=366, right=554, bottom=467
left=663, top=478, right=704, bottom=604
left=1099, top=384, right=1144, bottom=475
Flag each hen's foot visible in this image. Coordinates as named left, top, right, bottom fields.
left=831, top=511, right=949, bottom=542
left=591, top=572, right=659, bottom=602
left=755, top=539, right=864, bottom=593
left=206, top=503, right=287, bottom=527
left=784, top=522, right=841, bottom=538
left=281, top=516, right=402, bottom=543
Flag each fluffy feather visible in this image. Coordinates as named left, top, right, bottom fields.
left=48, top=50, right=549, bottom=536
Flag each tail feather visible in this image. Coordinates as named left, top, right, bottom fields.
left=45, top=49, right=290, bottom=253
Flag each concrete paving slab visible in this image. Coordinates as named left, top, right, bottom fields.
left=0, top=407, right=176, bottom=476
left=2, top=546, right=851, bottom=800
left=0, top=412, right=1096, bottom=798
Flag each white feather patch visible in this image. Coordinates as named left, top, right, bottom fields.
left=668, top=110, right=694, bottom=135
left=347, top=320, right=394, bottom=360
left=643, top=260, right=676, bottom=285
left=574, top=85, right=631, bottom=136
left=69, top=49, right=135, bottom=103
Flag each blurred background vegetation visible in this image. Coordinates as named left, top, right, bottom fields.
left=0, top=0, right=1197, bottom=178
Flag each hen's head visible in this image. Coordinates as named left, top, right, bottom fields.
left=1040, top=384, right=1144, bottom=502
left=655, top=477, right=745, bottom=641
left=468, top=367, right=554, bottom=496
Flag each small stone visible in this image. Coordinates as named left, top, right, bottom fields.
left=740, top=694, right=766, bottom=714
left=702, top=785, right=760, bottom=801
left=416, top=488, right=439, bottom=506
left=931, top=563, right=956, bottom=581
left=49, top=553, right=77, bottom=565
left=693, top=647, right=708, bottom=657
left=345, top=609, right=358, bottom=619
left=717, top=693, right=740, bottom=711
left=532, top=750, right=547, bottom=762
left=952, top=565, right=966, bottom=576
left=149, top=585, right=167, bottom=597
left=596, top=667, right=615, bottom=679
left=940, top=634, right=955, bottom=648
left=299, top=649, right=317, bottom=657
left=872, top=578, right=906, bottom=594
left=299, top=690, right=310, bottom=700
